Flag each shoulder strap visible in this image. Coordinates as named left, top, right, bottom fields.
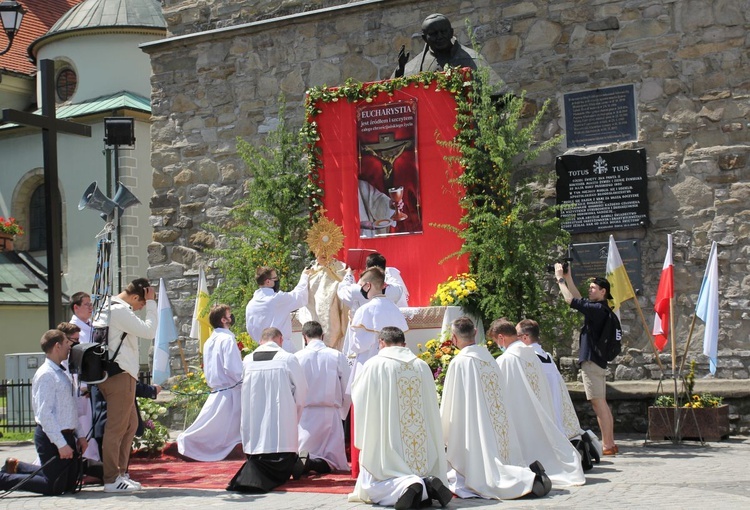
left=110, top=331, right=127, bottom=363
left=107, top=301, right=128, bottom=363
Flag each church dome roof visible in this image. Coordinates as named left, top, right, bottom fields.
left=29, top=0, right=165, bottom=58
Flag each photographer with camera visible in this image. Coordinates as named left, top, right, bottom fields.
left=554, top=263, right=618, bottom=456
left=93, top=278, right=157, bottom=492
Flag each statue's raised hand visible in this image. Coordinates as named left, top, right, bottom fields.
left=395, top=45, right=410, bottom=78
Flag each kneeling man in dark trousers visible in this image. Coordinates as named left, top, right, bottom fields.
left=0, top=330, right=87, bottom=495
left=227, top=327, right=308, bottom=492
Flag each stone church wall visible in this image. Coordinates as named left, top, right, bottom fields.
left=142, top=0, right=750, bottom=381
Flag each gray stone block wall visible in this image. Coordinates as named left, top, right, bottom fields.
left=142, top=0, right=750, bottom=375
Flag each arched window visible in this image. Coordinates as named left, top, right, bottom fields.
left=29, top=184, right=46, bottom=251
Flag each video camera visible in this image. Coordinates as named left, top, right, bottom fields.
left=546, top=258, right=572, bottom=274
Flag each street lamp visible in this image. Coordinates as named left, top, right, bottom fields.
left=0, top=1, right=25, bottom=56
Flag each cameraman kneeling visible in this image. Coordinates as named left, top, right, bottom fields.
left=0, top=330, right=87, bottom=495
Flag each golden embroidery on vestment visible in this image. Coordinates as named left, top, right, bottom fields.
left=478, top=360, right=510, bottom=463
left=397, top=364, right=429, bottom=475
left=524, top=360, right=542, bottom=401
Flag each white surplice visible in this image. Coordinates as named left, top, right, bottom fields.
left=384, top=267, right=409, bottom=307
left=245, top=273, right=309, bottom=353
left=531, top=343, right=584, bottom=440
left=441, top=344, right=537, bottom=499
left=348, top=346, right=447, bottom=505
left=241, top=341, right=307, bottom=454
left=496, top=341, right=585, bottom=487
left=295, top=339, right=350, bottom=470
left=344, top=296, right=408, bottom=393
left=177, top=328, right=243, bottom=461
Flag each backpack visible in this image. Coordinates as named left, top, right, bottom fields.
left=68, top=330, right=127, bottom=384
left=593, top=308, right=622, bottom=362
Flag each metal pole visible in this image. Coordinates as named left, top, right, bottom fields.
left=114, top=146, right=122, bottom=293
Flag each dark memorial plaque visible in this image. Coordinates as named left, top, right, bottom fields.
left=556, top=149, right=648, bottom=233
left=563, top=84, right=637, bottom=148
left=569, top=240, right=643, bottom=294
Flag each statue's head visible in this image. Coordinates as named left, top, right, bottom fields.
left=421, top=13, right=454, bottom=53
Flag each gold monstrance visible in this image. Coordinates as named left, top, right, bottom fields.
left=306, top=210, right=345, bottom=264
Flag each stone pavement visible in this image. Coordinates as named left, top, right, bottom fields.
left=1, top=434, right=749, bottom=509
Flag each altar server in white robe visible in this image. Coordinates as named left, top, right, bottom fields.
left=345, top=266, right=408, bottom=478
left=245, top=266, right=309, bottom=353
left=441, top=317, right=551, bottom=500
left=517, top=319, right=602, bottom=465
left=227, top=327, right=308, bottom=493
left=337, top=252, right=406, bottom=322
left=349, top=327, right=453, bottom=509
left=69, top=291, right=99, bottom=462
left=345, top=266, right=409, bottom=391
left=178, top=304, right=243, bottom=461
left=295, top=320, right=350, bottom=474
left=363, top=252, right=409, bottom=307
left=489, top=318, right=586, bottom=488
left=517, top=319, right=585, bottom=440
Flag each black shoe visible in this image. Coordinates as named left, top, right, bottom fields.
left=423, top=476, right=452, bottom=507
left=572, top=438, right=593, bottom=472
left=528, top=461, right=552, bottom=497
left=292, top=451, right=309, bottom=480
left=583, top=432, right=600, bottom=464
left=308, top=457, right=332, bottom=474
left=395, top=482, right=423, bottom=510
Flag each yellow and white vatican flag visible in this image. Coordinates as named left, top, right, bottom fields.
left=605, top=235, right=636, bottom=318
left=190, top=267, right=212, bottom=353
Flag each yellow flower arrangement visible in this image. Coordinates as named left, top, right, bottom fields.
left=430, top=273, right=479, bottom=313
left=418, top=335, right=458, bottom=400
left=169, top=369, right=211, bottom=429
left=418, top=332, right=504, bottom=399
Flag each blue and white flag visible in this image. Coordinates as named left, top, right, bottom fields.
left=153, top=278, right=178, bottom=385
left=696, top=242, right=719, bottom=375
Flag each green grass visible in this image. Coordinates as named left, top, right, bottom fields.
left=0, top=430, right=34, bottom=442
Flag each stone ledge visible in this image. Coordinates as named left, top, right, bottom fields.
left=567, top=379, right=750, bottom=401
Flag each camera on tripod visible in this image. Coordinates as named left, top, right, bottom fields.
left=546, top=258, right=572, bottom=274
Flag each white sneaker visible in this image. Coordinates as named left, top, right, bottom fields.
left=103, top=475, right=140, bottom=493
left=122, top=473, right=142, bottom=490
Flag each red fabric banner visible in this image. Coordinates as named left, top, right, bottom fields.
left=652, top=234, right=674, bottom=352
left=310, top=80, right=468, bottom=306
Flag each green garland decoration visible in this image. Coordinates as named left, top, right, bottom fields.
left=302, top=67, right=474, bottom=211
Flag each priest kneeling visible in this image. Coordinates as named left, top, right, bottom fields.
left=440, top=317, right=552, bottom=500
left=348, top=327, right=453, bottom=510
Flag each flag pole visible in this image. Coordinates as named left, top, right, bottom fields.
left=177, top=337, right=189, bottom=374
left=631, top=297, right=665, bottom=371
left=678, top=314, right=698, bottom=375
left=669, top=295, right=677, bottom=375
left=669, top=294, right=682, bottom=441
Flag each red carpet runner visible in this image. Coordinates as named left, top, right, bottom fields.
left=126, top=443, right=355, bottom=493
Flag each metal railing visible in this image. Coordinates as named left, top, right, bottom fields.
left=1, top=371, right=153, bottom=434
left=0, top=379, right=34, bottom=432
